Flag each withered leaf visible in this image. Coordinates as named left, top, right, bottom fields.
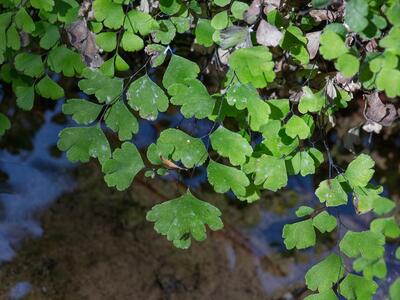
left=306, top=31, right=321, bottom=60
left=256, top=20, right=283, bottom=47
left=220, top=26, right=249, bottom=50
left=244, top=0, right=262, bottom=25
left=67, top=20, right=103, bottom=68
left=364, top=92, right=397, bottom=127
left=309, top=10, right=339, bottom=22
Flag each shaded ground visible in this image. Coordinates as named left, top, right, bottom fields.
left=0, top=161, right=317, bottom=300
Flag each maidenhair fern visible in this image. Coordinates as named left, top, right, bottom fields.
left=1, top=0, right=400, bottom=299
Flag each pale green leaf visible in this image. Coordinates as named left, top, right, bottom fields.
left=207, top=160, right=250, bottom=198
left=339, top=230, right=385, bottom=260
left=344, top=0, right=369, bottom=33
left=295, top=206, right=314, bottom=217
left=339, top=274, right=378, bottom=300
left=146, top=191, right=223, bottom=249
left=121, top=32, right=144, bottom=52
left=93, top=0, right=124, bottom=29
left=335, top=53, right=360, bottom=78
left=96, top=31, right=117, bottom=52
left=315, top=177, right=348, bottom=207
left=319, top=30, right=348, bottom=60
left=228, top=46, right=275, bottom=88
left=312, top=211, right=337, bottom=233
left=370, top=217, right=400, bottom=239
left=298, top=87, right=325, bottom=114
left=285, top=115, right=311, bottom=139
left=210, top=126, right=253, bottom=166
left=304, top=289, right=337, bottom=300
left=344, top=154, right=375, bottom=187
left=305, top=253, right=344, bottom=291
left=282, top=219, right=316, bottom=250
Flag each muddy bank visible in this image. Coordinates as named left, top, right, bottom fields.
left=0, top=161, right=324, bottom=300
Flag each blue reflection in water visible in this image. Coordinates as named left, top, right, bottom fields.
left=0, top=102, right=75, bottom=263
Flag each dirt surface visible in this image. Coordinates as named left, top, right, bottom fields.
left=0, top=163, right=310, bottom=300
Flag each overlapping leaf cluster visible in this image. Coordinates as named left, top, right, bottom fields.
left=1, top=0, right=400, bottom=299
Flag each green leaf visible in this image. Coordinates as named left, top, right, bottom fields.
left=214, top=0, right=230, bottom=7
left=147, top=129, right=207, bottom=168
left=93, top=0, right=124, bottom=29
left=78, top=68, right=123, bottom=104
left=288, top=151, right=316, bottom=176
left=62, top=99, right=102, bottom=125
left=162, top=55, right=200, bottom=89
left=353, top=185, right=395, bottom=215
left=159, top=0, right=182, bottom=15
left=285, top=115, right=311, bottom=139
left=298, top=87, right=325, bottom=114
left=15, top=85, right=34, bottom=111
left=36, top=76, right=64, bottom=100
left=48, top=46, right=84, bottom=76
left=14, top=53, right=43, bottom=78
left=102, top=142, right=144, bottom=191
left=121, top=32, right=144, bottom=52
left=154, top=19, right=176, bottom=45
left=57, top=126, right=111, bottom=163
left=169, top=79, right=215, bottom=119
left=211, top=11, right=229, bottom=30
left=171, top=16, right=191, bottom=34
left=396, top=247, right=400, bottom=260
left=340, top=230, right=385, bottom=260
left=15, top=8, right=35, bottom=33
left=353, top=257, right=387, bottom=280
left=38, top=23, right=60, bottom=50
left=115, top=55, right=129, bottom=71
left=195, top=19, right=215, bottom=47
left=0, top=113, right=10, bottom=136
left=370, top=217, right=400, bottom=239
left=231, top=1, right=249, bottom=20
left=6, top=24, right=20, bottom=50
left=226, top=82, right=257, bottom=110
left=124, top=10, right=159, bottom=36
left=295, top=206, right=314, bottom=217
left=335, top=53, right=360, bottom=78
left=387, top=2, right=400, bottom=26
left=31, top=0, right=54, bottom=12
left=244, top=155, right=288, bottom=191
left=228, top=46, right=275, bottom=88
left=315, top=177, right=348, bottom=207
left=376, top=68, right=400, bottom=97
left=96, top=32, right=117, bottom=52
left=390, top=278, right=400, bottom=300
left=345, top=154, right=375, bottom=187
left=280, top=25, right=309, bottom=64
left=210, top=126, right=253, bottom=166
left=339, top=274, right=378, bottom=300
left=312, top=211, right=337, bottom=233
left=207, top=160, right=250, bottom=198
left=247, top=96, right=271, bottom=131
left=262, top=121, right=298, bottom=157
left=282, top=219, right=316, bottom=250
left=268, top=99, right=290, bottom=120
left=146, top=191, right=223, bottom=249
left=305, top=253, right=344, bottom=292
left=304, top=289, right=338, bottom=300
left=319, top=30, right=348, bottom=60
left=344, top=0, right=369, bottom=33
left=127, top=74, right=169, bottom=120
left=105, top=100, right=138, bottom=141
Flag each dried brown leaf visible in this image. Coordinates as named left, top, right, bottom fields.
left=244, top=0, right=262, bottom=25
left=309, top=10, right=339, bottom=22
left=256, top=20, right=283, bottom=47
left=364, top=92, right=397, bottom=127
left=306, top=31, right=321, bottom=60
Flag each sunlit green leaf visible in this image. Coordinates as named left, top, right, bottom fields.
left=283, top=219, right=316, bottom=250
left=62, top=99, right=102, bottom=125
